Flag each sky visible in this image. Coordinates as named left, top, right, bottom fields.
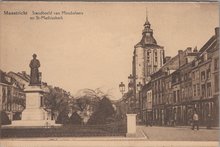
left=0, top=2, right=219, bottom=100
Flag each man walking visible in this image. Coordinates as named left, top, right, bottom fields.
left=192, top=111, right=199, bottom=130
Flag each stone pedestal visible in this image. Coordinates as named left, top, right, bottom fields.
left=22, top=86, right=45, bottom=121
left=126, top=114, right=137, bottom=137
left=11, top=86, right=60, bottom=127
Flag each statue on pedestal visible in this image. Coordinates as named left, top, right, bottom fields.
left=29, top=54, right=41, bottom=85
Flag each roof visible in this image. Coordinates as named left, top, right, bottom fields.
left=8, top=71, right=29, bottom=82
left=0, top=70, right=11, bottom=84
left=135, top=18, right=162, bottom=49
left=199, top=35, right=216, bottom=53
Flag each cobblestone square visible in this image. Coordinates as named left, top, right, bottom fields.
left=137, top=126, right=219, bottom=141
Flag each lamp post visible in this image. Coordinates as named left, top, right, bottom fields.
left=137, top=82, right=143, bottom=121
left=119, top=82, right=129, bottom=113
left=119, top=82, right=125, bottom=96
left=128, top=74, right=133, bottom=84
left=128, top=74, right=138, bottom=113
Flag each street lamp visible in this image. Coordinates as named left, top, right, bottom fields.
left=128, top=82, right=133, bottom=91
left=119, top=82, right=125, bottom=96
left=128, top=74, right=133, bottom=83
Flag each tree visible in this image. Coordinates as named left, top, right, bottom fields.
left=1, top=111, right=11, bottom=125
left=55, top=110, right=69, bottom=124
left=12, top=97, right=25, bottom=109
left=71, top=88, right=101, bottom=124
left=43, top=86, right=70, bottom=122
left=69, top=112, right=82, bottom=125
left=13, top=112, right=21, bottom=120
left=88, top=96, right=115, bottom=125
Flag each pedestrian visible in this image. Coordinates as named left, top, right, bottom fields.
left=173, top=112, right=177, bottom=127
left=207, top=114, right=212, bottom=129
left=192, top=111, right=199, bottom=130
left=146, top=114, right=153, bottom=127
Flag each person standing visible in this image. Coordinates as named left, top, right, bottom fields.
left=192, top=111, right=199, bottom=130
left=207, top=114, right=212, bottom=129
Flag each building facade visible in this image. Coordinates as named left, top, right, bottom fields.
left=138, top=27, right=219, bottom=126
left=0, top=70, right=26, bottom=120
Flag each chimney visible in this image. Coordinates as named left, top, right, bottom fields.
left=178, top=50, right=183, bottom=55
left=22, top=71, right=26, bottom=75
left=215, top=27, right=219, bottom=37
left=193, top=46, right=198, bottom=52
left=186, top=47, right=192, bottom=53
left=178, top=50, right=184, bottom=67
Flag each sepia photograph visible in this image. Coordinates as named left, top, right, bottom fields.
left=0, top=1, right=219, bottom=147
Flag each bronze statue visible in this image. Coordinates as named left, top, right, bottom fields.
left=29, top=54, right=41, bottom=85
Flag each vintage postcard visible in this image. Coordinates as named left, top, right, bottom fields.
left=0, top=1, right=219, bottom=147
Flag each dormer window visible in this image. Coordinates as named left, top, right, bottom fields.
left=214, top=58, right=219, bottom=70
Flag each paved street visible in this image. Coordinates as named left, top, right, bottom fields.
left=1, top=126, right=219, bottom=147
left=1, top=125, right=219, bottom=142
left=137, top=125, right=219, bottom=141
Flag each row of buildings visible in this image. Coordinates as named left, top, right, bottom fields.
left=0, top=70, right=70, bottom=121
left=0, top=71, right=29, bottom=120
left=123, top=15, right=219, bottom=126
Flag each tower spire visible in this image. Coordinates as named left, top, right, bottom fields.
left=141, top=9, right=156, bottom=45
left=144, top=8, right=150, bottom=27
left=146, top=8, right=148, bottom=23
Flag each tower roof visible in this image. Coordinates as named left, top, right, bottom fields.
left=135, top=11, right=158, bottom=47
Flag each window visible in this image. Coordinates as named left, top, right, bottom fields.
left=192, top=71, right=195, bottom=80
left=207, top=69, right=211, bottom=79
left=214, top=58, right=219, bottom=70
left=177, top=90, right=180, bottom=102
left=207, top=83, right=212, bottom=97
left=201, top=71, right=206, bottom=81
left=158, top=80, right=160, bottom=91
left=155, top=52, right=158, bottom=63
left=214, top=74, right=219, bottom=92
left=201, top=84, right=206, bottom=98
left=147, top=51, right=150, bottom=62
left=186, top=58, right=188, bottom=64
left=182, top=88, right=185, bottom=100
left=40, top=97, right=44, bottom=107
left=147, top=56, right=150, bottom=62
left=197, top=83, right=200, bottom=96
left=155, top=57, right=158, bottom=63
left=159, top=94, right=161, bottom=104
left=173, top=91, right=176, bottom=103
left=196, top=70, right=199, bottom=80
left=193, top=85, right=196, bottom=97
left=181, top=74, right=184, bottom=81
left=185, top=86, right=188, bottom=98
left=169, top=82, right=171, bottom=89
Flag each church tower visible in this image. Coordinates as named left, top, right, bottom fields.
left=131, top=11, right=165, bottom=94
